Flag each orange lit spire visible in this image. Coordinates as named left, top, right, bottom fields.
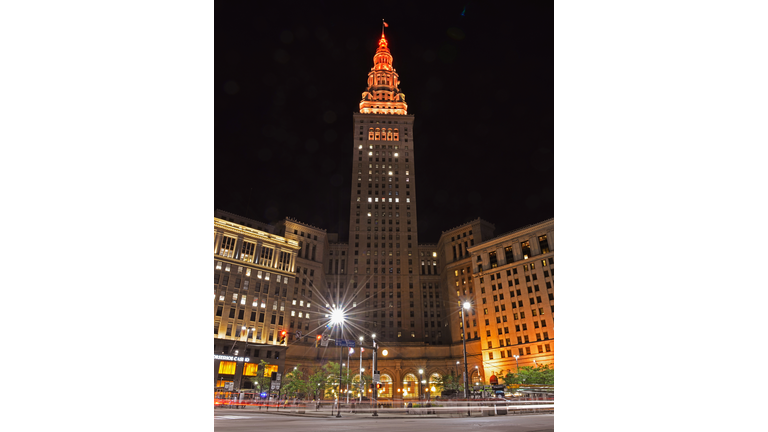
left=359, top=29, right=407, bottom=115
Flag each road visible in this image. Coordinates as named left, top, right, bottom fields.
left=214, top=409, right=554, bottom=432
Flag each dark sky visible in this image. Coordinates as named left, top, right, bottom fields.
left=215, top=1, right=553, bottom=243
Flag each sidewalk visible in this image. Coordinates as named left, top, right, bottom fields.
left=216, top=403, right=553, bottom=419
left=217, top=406, right=438, bottom=419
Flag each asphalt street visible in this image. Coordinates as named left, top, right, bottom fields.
left=214, top=409, right=554, bottom=432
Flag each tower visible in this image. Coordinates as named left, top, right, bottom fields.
left=347, top=31, right=427, bottom=343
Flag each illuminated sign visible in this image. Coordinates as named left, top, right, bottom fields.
left=214, top=354, right=250, bottom=362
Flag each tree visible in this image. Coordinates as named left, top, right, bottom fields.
left=282, top=365, right=309, bottom=399
left=249, top=359, right=274, bottom=394
left=307, top=365, right=329, bottom=400
left=502, top=363, right=554, bottom=389
left=321, top=361, right=354, bottom=399
left=436, top=371, right=464, bottom=393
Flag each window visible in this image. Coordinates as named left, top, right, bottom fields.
left=538, top=235, right=550, bottom=254
left=521, top=241, right=531, bottom=259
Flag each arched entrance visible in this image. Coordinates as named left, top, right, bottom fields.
left=428, top=373, right=442, bottom=399
left=379, top=374, right=393, bottom=398
left=402, top=373, right=418, bottom=400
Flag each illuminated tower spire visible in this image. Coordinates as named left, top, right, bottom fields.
left=359, top=32, right=408, bottom=115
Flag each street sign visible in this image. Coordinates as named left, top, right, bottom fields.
left=225, top=382, right=234, bottom=391
left=335, top=339, right=356, bottom=348
left=321, top=333, right=330, bottom=347
left=373, top=372, right=380, bottom=382
left=492, top=385, right=505, bottom=390
left=296, top=330, right=302, bottom=338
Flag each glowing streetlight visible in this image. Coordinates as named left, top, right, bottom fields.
left=460, top=301, right=471, bottom=404
left=330, top=308, right=345, bottom=325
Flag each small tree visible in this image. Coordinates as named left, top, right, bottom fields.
left=307, top=366, right=328, bottom=400
left=252, top=359, right=274, bottom=394
left=322, top=361, right=354, bottom=399
left=502, top=363, right=554, bottom=389
left=282, top=365, right=309, bottom=399
left=436, top=371, right=464, bottom=394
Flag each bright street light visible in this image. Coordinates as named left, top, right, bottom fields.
left=330, top=308, right=345, bottom=324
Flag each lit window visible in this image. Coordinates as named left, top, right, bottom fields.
left=257, top=271, right=263, bottom=279
left=299, top=300, right=304, bottom=306
left=292, top=300, right=297, bottom=305
left=298, top=312, right=303, bottom=318
left=291, top=311, right=295, bottom=316
left=225, top=264, right=231, bottom=272
left=246, top=268, right=251, bottom=276
left=216, top=261, right=222, bottom=270
left=306, top=313, right=310, bottom=319
left=265, top=273, right=270, bottom=280
left=241, top=296, right=246, bottom=305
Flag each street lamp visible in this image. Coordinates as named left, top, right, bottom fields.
left=330, top=308, right=345, bottom=418
left=359, top=336, right=364, bottom=403
left=371, top=333, right=378, bottom=417
left=418, top=369, right=424, bottom=402
left=460, top=301, right=471, bottom=401
left=346, top=349, right=353, bottom=404
left=513, top=355, right=520, bottom=376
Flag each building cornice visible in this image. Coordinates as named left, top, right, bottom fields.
left=214, top=218, right=300, bottom=250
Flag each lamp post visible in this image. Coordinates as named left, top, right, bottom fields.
left=330, top=308, right=345, bottom=417
left=347, top=348, right=353, bottom=404
left=371, top=333, right=378, bottom=417
left=359, top=336, right=364, bottom=403
left=460, top=301, right=471, bottom=416
left=418, top=369, right=424, bottom=403
left=460, top=301, right=470, bottom=400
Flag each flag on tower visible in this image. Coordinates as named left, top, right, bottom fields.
left=383, top=21, right=388, bottom=27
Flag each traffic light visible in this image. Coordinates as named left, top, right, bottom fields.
left=376, top=383, right=382, bottom=390
left=280, top=330, right=287, bottom=344
left=316, top=334, right=322, bottom=347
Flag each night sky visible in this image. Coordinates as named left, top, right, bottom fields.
left=215, top=1, right=553, bottom=243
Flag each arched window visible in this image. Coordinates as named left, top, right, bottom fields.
left=402, top=373, right=418, bottom=399
left=375, top=128, right=380, bottom=140
left=393, top=128, right=399, bottom=141
left=387, top=129, right=393, bottom=141
left=429, top=373, right=442, bottom=396
left=379, top=374, right=393, bottom=398
left=369, top=128, right=374, bottom=140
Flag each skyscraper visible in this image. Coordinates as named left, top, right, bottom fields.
left=344, top=30, right=432, bottom=343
